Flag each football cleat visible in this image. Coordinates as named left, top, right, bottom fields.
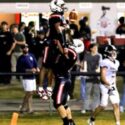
left=41, top=95, right=48, bottom=100
left=37, top=87, right=48, bottom=100
left=69, top=121, right=76, bottom=125
left=46, top=87, right=53, bottom=97
left=87, top=117, right=95, bottom=125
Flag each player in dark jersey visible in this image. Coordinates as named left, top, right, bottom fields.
left=38, top=0, right=69, bottom=100
left=52, top=47, right=77, bottom=125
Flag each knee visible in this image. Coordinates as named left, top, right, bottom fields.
left=113, top=103, right=119, bottom=109
left=53, top=102, right=62, bottom=109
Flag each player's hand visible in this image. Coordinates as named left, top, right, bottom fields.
left=108, top=85, right=115, bottom=95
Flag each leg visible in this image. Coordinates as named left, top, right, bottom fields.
left=27, top=91, right=33, bottom=113
left=112, top=103, right=120, bottom=125
left=91, top=83, right=100, bottom=111
left=20, top=91, right=31, bottom=112
left=46, top=69, right=54, bottom=97
left=80, top=77, right=86, bottom=113
left=38, top=67, right=48, bottom=100
left=88, top=84, right=109, bottom=125
left=53, top=77, right=71, bottom=125
left=84, top=82, right=92, bottom=110
left=69, top=65, right=77, bottom=99
left=65, top=106, right=76, bottom=125
left=110, top=88, right=120, bottom=125
left=39, top=66, right=47, bottom=87
left=88, top=105, right=105, bottom=125
left=47, top=69, right=54, bottom=87
left=120, top=83, right=125, bottom=112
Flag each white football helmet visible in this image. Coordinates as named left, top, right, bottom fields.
left=69, top=39, right=84, bottom=54
left=50, top=0, right=67, bottom=13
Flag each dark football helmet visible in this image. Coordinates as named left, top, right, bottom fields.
left=104, top=44, right=117, bottom=60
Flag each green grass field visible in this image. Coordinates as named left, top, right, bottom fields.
left=0, top=76, right=124, bottom=99
left=0, top=77, right=125, bottom=125
left=0, top=111, right=125, bottom=125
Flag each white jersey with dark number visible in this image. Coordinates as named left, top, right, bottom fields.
left=99, top=58, right=120, bottom=106
left=100, top=58, right=120, bottom=85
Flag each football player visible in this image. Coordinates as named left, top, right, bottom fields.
left=88, top=45, right=120, bottom=125
left=38, top=0, right=68, bottom=100
left=52, top=47, right=77, bottom=125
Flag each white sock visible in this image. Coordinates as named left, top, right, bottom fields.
left=116, top=121, right=120, bottom=125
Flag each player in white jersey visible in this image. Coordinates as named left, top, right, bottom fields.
left=88, top=45, right=121, bottom=125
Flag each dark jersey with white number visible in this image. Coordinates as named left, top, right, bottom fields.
left=48, top=12, right=66, bottom=47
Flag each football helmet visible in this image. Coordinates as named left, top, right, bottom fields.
left=104, top=45, right=117, bottom=60
left=69, top=39, right=84, bottom=54
left=50, top=0, right=67, bottom=13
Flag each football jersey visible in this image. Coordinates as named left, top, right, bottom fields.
left=100, top=58, right=119, bottom=85
left=49, top=12, right=66, bottom=40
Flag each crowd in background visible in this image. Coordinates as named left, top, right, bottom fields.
left=0, top=13, right=125, bottom=113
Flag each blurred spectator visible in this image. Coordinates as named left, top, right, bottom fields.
left=116, top=16, right=125, bottom=35
left=34, top=30, right=46, bottom=61
left=80, top=43, right=102, bottom=113
left=115, top=16, right=125, bottom=113
left=70, top=23, right=80, bottom=39
left=68, top=10, right=80, bottom=99
left=7, top=24, right=26, bottom=81
left=16, top=44, right=40, bottom=114
left=0, top=21, right=13, bottom=84
left=79, top=16, right=91, bottom=51
left=18, top=22, right=26, bottom=34
left=24, top=21, right=37, bottom=54
left=39, top=13, right=49, bottom=36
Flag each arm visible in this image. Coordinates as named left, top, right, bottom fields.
left=25, top=68, right=39, bottom=74
left=14, top=39, right=26, bottom=45
left=6, top=42, right=16, bottom=55
left=96, top=54, right=102, bottom=72
left=7, top=39, right=26, bottom=55
left=55, top=22, right=69, bottom=57
left=80, top=60, right=87, bottom=72
left=100, top=67, right=110, bottom=87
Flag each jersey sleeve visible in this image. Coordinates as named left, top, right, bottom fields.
left=100, top=59, right=109, bottom=68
